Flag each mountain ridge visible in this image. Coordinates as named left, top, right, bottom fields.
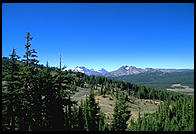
left=72, top=65, right=193, bottom=76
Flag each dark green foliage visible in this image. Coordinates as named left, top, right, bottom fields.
left=2, top=49, right=21, bottom=131
left=18, top=32, right=41, bottom=130
left=2, top=57, right=11, bottom=78
left=39, top=64, right=65, bottom=130
left=84, top=74, right=186, bottom=102
left=98, top=111, right=106, bottom=131
left=128, top=96, right=194, bottom=131
left=81, top=89, right=103, bottom=131
left=2, top=33, right=78, bottom=131
left=111, top=71, right=194, bottom=89
left=112, top=91, right=131, bottom=131
left=78, top=105, right=85, bottom=131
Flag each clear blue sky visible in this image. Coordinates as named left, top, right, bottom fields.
left=2, top=3, right=194, bottom=71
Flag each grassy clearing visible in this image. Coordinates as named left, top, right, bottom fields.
left=71, top=87, right=162, bottom=124
left=167, top=84, right=194, bottom=95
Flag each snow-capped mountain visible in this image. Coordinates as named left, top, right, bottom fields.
left=72, top=66, right=108, bottom=76
left=104, top=65, right=193, bottom=77
left=97, top=68, right=108, bottom=75
left=104, top=65, right=148, bottom=76
left=72, top=65, right=193, bottom=77
left=72, top=66, right=86, bottom=73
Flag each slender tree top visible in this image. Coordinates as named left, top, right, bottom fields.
left=25, top=32, right=33, bottom=49
left=46, top=61, right=49, bottom=68
left=10, top=48, right=20, bottom=60
left=60, top=53, right=62, bottom=70
left=11, top=48, right=16, bottom=57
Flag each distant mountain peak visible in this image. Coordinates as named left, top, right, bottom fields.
left=97, top=68, right=108, bottom=74
left=72, top=66, right=86, bottom=73
left=72, top=66, right=108, bottom=76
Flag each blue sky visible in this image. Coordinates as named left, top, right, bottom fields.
left=2, top=3, right=194, bottom=71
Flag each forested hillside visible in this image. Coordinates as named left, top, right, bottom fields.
left=111, top=71, right=194, bottom=90
left=2, top=33, right=194, bottom=131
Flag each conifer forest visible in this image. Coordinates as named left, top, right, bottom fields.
left=2, top=33, right=194, bottom=131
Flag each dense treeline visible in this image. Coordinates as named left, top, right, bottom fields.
left=128, top=95, right=194, bottom=131
left=2, top=32, right=194, bottom=131
left=111, top=71, right=194, bottom=89
left=74, top=74, right=187, bottom=103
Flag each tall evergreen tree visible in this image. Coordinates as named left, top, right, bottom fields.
left=82, top=89, right=102, bottom=131
left=78, top=105, right=85, bottom=131
left=112, top=92, right=131, bottom=131
left=2, top=49, right=20, bottom=131
left=17, top=32, right=39, bottom=130
left=51, top=54, right=77, bottom=130
left=88, top=89, right=101, bottom=131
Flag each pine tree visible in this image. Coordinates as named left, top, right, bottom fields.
left=82, top=89, right=102, bottom=131
left=19, top=32, right=42, bottom=130
left=78, top=105, right=85, bottom=131
left=36, top=61, right=58, bottom=130
left=112, top=92, right=131, bottom=131
left=112, top=101, right=119, bottom=131
left=83, top=96, right=89, bottom=131
left=49, top=54, right=68, bottom=130
left=2, top=49, right=20, bottom=131
left=98, top=111, right=105, bottom=131
left=87, top=89, right=101, bottom=131
left=70, top=105, right=79, bottom=130
left=17, top=32, right=40, bottom=130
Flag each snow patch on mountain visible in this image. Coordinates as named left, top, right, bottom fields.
left=72, top=66, right=108, bottom=76
left=125, top=66, right=130, bottom=70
